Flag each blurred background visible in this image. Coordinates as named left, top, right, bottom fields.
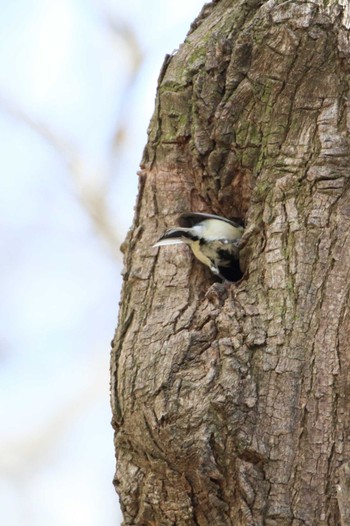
left=0, top=0, right=204, bottom=524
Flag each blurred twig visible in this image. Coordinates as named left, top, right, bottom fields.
left=0, top=10, right=145, bottom=260
left=91, top=1, right=145, bottom=164
left=0, top=93, right=123, bottom=262
left=0, top=353, right=107, bottom=478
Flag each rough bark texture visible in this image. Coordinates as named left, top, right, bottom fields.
left=111, top=1, right=350, bottom=524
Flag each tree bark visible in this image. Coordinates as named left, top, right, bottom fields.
left=111, top=1, right=350, bottom=524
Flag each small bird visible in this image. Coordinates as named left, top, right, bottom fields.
left=153, top=212, right=244, bottom=282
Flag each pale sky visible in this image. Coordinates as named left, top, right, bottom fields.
left=0, top=0, right=204, bottom=525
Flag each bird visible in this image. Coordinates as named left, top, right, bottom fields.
left=153, top=212, right=244, bottom=282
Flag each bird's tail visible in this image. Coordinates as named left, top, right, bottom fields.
left=153, top=228, right=194, bottom=247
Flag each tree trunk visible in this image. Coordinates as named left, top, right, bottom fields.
left=111, top=1, right=350, bottom=524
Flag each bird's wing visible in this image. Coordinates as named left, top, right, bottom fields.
left=178, top=212, right=243, bottom=229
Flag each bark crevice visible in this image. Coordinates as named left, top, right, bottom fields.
left=111, top=1, right=350, bottom=524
